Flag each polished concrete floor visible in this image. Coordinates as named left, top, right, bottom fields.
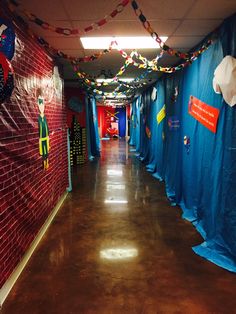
left=1, top=140, right=236, bottom=314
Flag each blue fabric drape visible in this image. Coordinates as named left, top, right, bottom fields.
left=129, top=13, right=236, bottom=272
left=129, top=99, right=137, bottom=146
left=117, top=107, right=126, bottom=137
left=86, top=95, right=100, bottom=158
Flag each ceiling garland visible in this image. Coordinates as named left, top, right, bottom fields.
left=131, top=0, right=214, bottom=61
left=7, top=0, right=130, bottom=36
left=6, top=0, right=217, bottom=98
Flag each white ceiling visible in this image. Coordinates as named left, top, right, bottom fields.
left=12, top=0, right=236, bottom=92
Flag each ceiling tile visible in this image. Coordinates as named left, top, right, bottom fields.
left=18, top=0, right=68, bottom=20
left=166, top=36, right=204, bottom=48
left=120, top=0, right=196, bottom=20
left=43, top=36, right=83, bottom=50
left=174, top=19, right=222, bottom=36
left=72, top=19, right=179, bottom=37
left=187, top=0, right=236, bottom=19
left=61, top=0, right=119, bottom=20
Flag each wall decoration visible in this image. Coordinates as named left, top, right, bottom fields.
left=156, top=104, right=166, bottom=124
left=168, top=116, right=180, bottom=130
left=151, top=86, right=157, bottom=101
left=68, top=96, right=84, bottom=113
left=70, top=116, right=87, bottom=165
left=213, top=56, right=236, bottom=107
left=36, top=88, right=50, bottom=170
left=0, top=18, right=15, bottom=60
left=183, top=136, right=190, bottom=154
left=0, top=51, right=14, bottom=103
left=171, top=86, right=179, bottom=103
left=146, top=126, right=151, bottom=139
left=52, top=66, right=62, bottom=103
left=188, top=95, right=220, bottom=133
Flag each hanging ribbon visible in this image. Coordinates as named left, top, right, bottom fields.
left=7, top=0, right=130, bottom=36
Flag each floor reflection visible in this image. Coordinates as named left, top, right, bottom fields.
left=100, top=247, right=138, bottom=260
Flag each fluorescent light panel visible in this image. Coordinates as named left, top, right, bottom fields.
left=80, top=36, right=168, bottom=49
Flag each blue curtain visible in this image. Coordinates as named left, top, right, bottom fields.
left=129, top=14, right=236, bottom=272
left=86, top=95, right=100, bottom=158
left=129, top=99, right=137, bottom=146
left=117, top=107, right=126, bottom=137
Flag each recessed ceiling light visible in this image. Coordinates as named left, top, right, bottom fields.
left=80, top=36, right=168, bottom=49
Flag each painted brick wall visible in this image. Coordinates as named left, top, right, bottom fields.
left=0, top=14, right=68, bottom=287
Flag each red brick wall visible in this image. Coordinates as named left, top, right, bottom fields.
left=0, top=15, right=68, bottom=287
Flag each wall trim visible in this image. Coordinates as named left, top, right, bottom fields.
left=0, top=191, right=68, bottom=307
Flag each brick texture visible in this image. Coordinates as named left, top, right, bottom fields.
left=0, top=13, right=69, bottom=287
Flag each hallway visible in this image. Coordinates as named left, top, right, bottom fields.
left=2, top=140, right=236, bottom=314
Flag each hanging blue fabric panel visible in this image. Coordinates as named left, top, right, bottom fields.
left=138, top=91, right=152, bottom=163
left=129, top=13, right=236, bottom=272
left=135, top=96, right=141, bottom=153
left=146, top=83, right=160, bottom=173
left=117, top=107, right=126, bottom=137
left=87, top=95, right=100, bottom=158
left=152, top=79, right=166, bottom=181
left=129, top=99, right=137, bottom=146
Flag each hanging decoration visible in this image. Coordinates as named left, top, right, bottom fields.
left=36, top=88, right=50, bottom=170
left=156, top=104, right=166, bottom=124
left=7, top=0, right=130, bottom=36
left=37, top=36, right=115, bottom=63
left=0, top=52, right=14, bottom=103
left=145, top=126, right=151, bottom=139
left=188, top=95, right=220, bottom=133
left=183, top=136, right=190, bottom=154
left=213, top=56, right=236, bottom=107
left=0, top=19, right=15, bottom=60
left=151, top=86, right=157, bottom=101
left=131, top=0, right=214, bottom=61
left=171, top=86, right=179, bottom=103
left=68, top=96, right=84, bottom=113
left=168, top=116, right=180, bottom=130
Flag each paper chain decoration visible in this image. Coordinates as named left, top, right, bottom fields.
left=6, top=0, right=216, bottom=98
left=131, top=0, right=214, bottom=61
left=7, top=0, right=130, bottom=36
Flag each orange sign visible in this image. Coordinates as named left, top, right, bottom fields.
left=188, top=96, right=220, bottom=133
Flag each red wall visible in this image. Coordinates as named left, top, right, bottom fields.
left=97, top=106, right=116, bottom=137
left=0, top=15, right=68, bottom=287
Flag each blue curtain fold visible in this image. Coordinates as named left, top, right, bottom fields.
left=129, top=13, right=236, bottom=272
left=86, top=95, right=100, bottom=158
left=117, top=107, right=126, bottom=137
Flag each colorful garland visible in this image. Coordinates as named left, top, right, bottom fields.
left=131, top=0, right=214, bottom=60
left=37, top=36, right=116, bottom=63
left=7, top=0, right=130, bottom=36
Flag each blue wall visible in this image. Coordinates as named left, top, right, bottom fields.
left=129, top=14, right=236, bottom=272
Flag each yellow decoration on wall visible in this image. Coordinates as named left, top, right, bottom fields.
left=157, top=105, right=166, bottom=124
